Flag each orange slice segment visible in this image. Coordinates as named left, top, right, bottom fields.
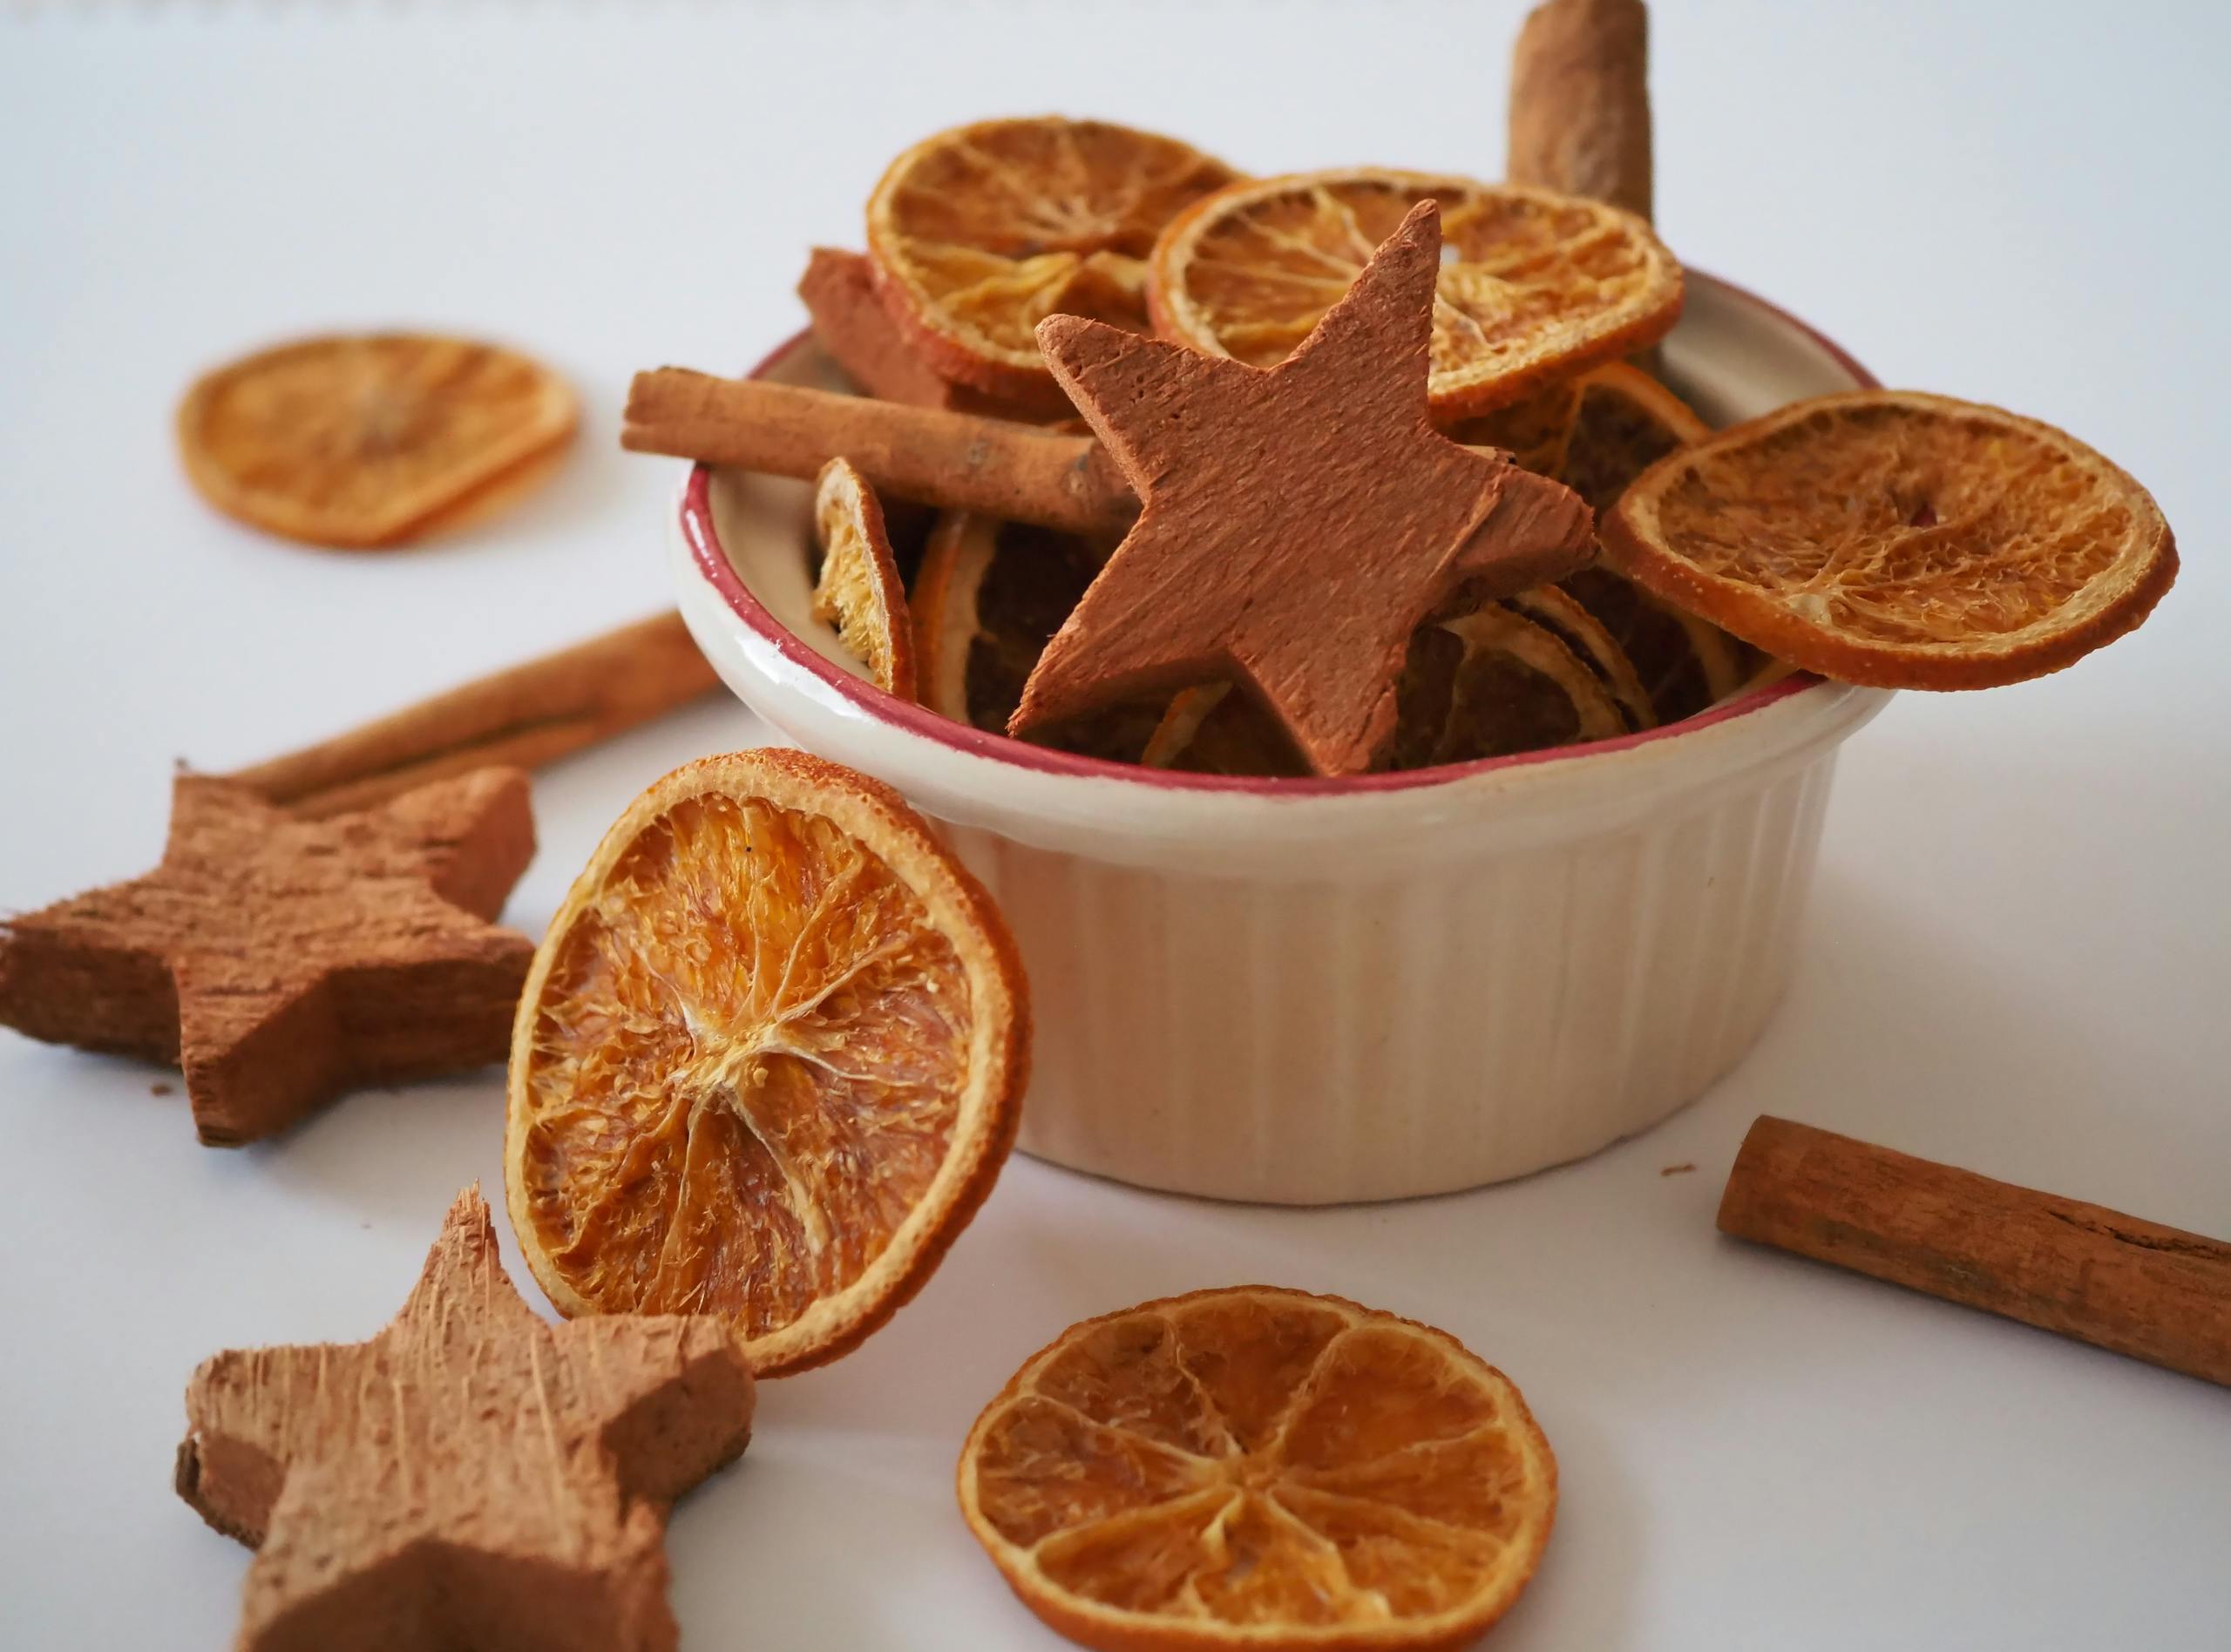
left=505, top=749, right=1029, bottom=1375
left=867, top=117, right=1238, bottom=405
left=1603, top=389, right=2176, bottom=689
left=959, top=1287, right=1556, bottom=1651
left=1147, top=169, right=1682, bottom=417
left=811, top=458, right=917, bottom=698
left=177, top=332, right=577, bottom=548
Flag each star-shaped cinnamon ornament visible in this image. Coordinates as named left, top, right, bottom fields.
left=0, top=768, right=535, bottom=1144
left=177, top=1186, right=756, bottom=1652
left=1010, top=200, right=1597, bottom=776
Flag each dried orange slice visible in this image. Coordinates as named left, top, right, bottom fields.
left=1447, top=378, right=1584, bottom=476
left=1148, top=169, right=1682, bottom=417
left=958, top=1286, right=1556, bottom=1651
left=1559, top=566, right=1748, bottom=726
left=811, top=458, right=917, bottom=699
left=177, top=332, right=577, bottom=548
left=1603, top=390, right=2177, bottom=689
left=1556, top=362, right=1712, bottom=516
left=867, top=117, right=1238, bottom=405
left=505, top=748, right=1029, bottom=1375
left=1385, top=599, right=1628, bottom=769
left=1505, top=585, right=1655, bottom=731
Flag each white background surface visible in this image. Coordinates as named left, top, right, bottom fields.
left=3, top=3, right=2227, bottom=1648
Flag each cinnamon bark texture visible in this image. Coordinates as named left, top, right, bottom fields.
left=798, top=247, right=1050, bottom=419
left=1011, top=202, right=1596, bottom=776
left=1719, top=1116, right=2231, bottom=1388
left=623, top=369, right=1132, bottom=538
left=0, top=769, right=534, bottom=1144
left=229, top=613, right=718, bottom=817
left=176, top=1187, right=756, bottom=1652
left=1509, top=0, right=1654, bottom=220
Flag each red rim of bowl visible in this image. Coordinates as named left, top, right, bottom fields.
left=681, top=270, right=1878, bottom=798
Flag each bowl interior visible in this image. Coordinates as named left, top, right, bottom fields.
left=701, top=272, right=1875, bottom=761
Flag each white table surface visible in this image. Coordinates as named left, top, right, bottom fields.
left=3, top=3, right=2226, bottom=1648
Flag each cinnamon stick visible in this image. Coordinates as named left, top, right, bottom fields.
left=622, top=368, right=1135, bottom=538
left=228, top=611, right=719, bottom=816
left=1718, top=1116, right=2231, bottom=1388
left=1508, top=0, right=1654, bottom=221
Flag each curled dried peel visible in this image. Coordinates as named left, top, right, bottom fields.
left=812, top=458, right=917, bottom=698
left=1147, top=168, right=1682, bottom=416
left=958, top=1286, right=1556, bottom=1652
left=504, top=749, right=1027, bottom=1375
left=1602, top=390, right=2176, bottom=689
left=177, top=332, right=577, bottom=549
left=867, top=117, right=1238, bottom=403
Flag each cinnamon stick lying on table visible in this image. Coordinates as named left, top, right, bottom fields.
left=1718, top=1115, right=2231, bottom=1388
left=227, top=612, right=721, bottom=817
left=622, top=368, right=1136, bottom=539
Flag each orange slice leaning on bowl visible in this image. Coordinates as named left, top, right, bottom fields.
left=811, top=458, right=917, bottom=699
left=178, top=332, right=578, bottom=548
left=959, top=1286, right=1557, bottom=1652
left=1601, top=389, right=2177, bottom=689
left=866, top=117, right=1238, bottom=408
left=505, top=748, right=1029, bottom=1375
left=1147, top=169, right=1681, bottom=418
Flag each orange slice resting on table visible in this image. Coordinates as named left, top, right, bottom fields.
left=505, top=749, right=1029, bottom=1376
left=866, top=116, right=1238, bottom=406
left=1602, top=389, right=2177, bottom=689
left=177, top=332, right=577, bottom=548
left=1147, top=169, right=1681, bottom=418
left=959, top=1286, right=1556, bottom=1651
left=811, top=457, right=917, bottom=698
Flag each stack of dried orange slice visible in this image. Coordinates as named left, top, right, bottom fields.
left=794, top=118, right=1766, bottom=776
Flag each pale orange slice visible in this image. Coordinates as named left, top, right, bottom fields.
left=1148, top=169, right=1682, bottom=417
left=1603, top=390, right=2177, bottom=689
left=959, top=1286, right=1556, bottom=1651
left=811, top=458, right=917, bottom=698
left=867, top=117, right=1238, bottom=405
left=178, top=332, right=577, bottom=548
left=505, top=749, right=1029, bottom=1375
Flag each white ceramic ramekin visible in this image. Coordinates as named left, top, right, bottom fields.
left=668, top=274, right=1891, bottom=1204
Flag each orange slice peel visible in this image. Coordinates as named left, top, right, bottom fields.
left=1602, top=389, right=2176, bottom=689
left=959, top=1286, right=1556, bottom=1651
left=505, top=748, right=1029, bottom=1376
left=177, top=331, right=577, bottom=548
left=1147, top=168, right=1681, bottom=417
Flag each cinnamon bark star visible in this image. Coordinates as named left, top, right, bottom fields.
left=176, top=1186, right=756, bottom=1652
left=1008, top=200, right=1597, bottom=776
left=0, top=768, right=536, bottom=1145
